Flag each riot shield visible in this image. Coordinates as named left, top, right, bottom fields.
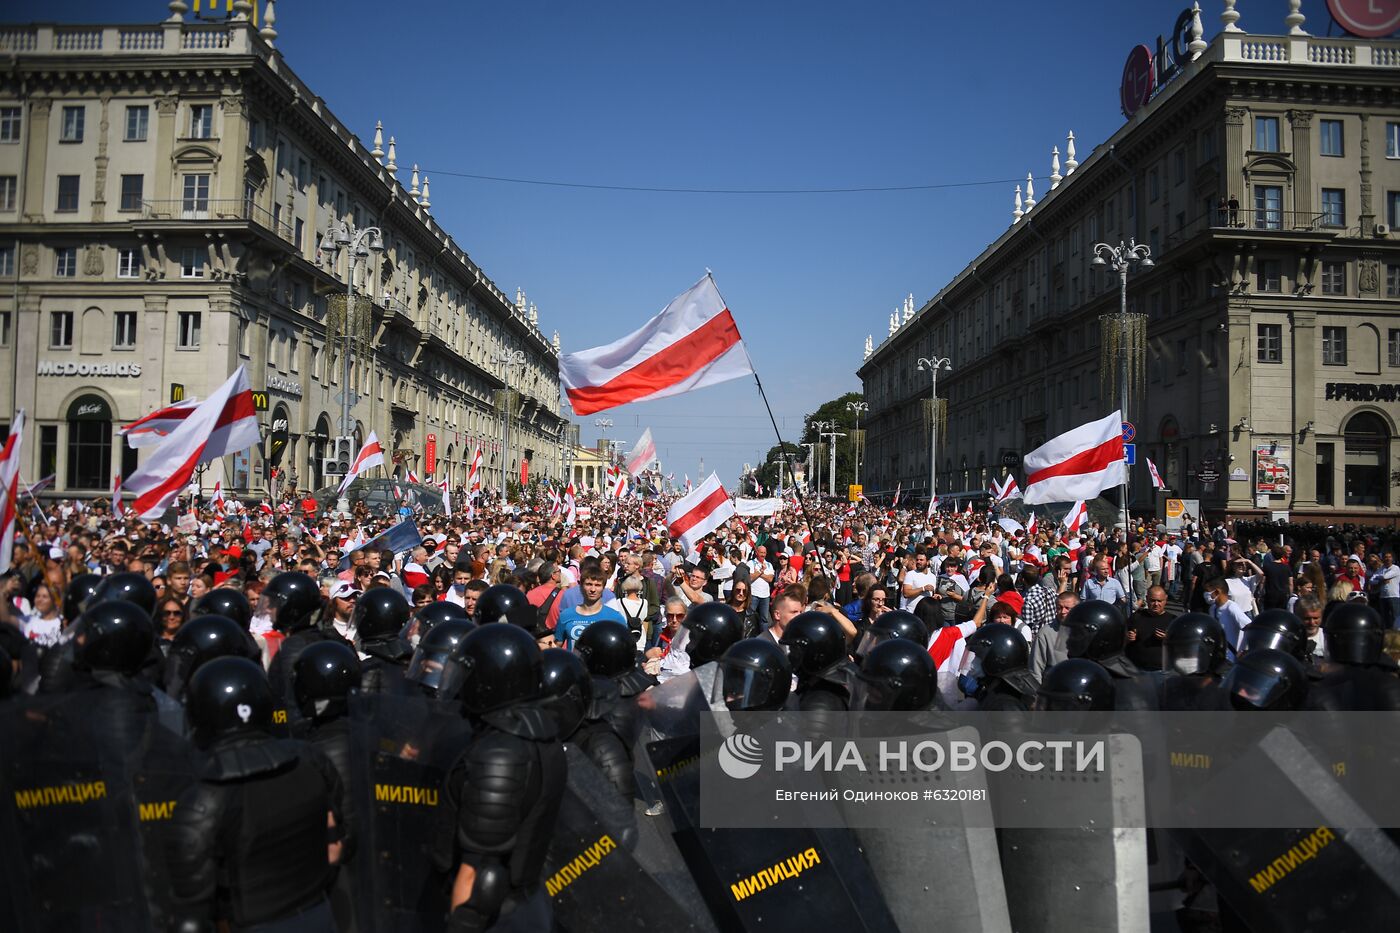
left=995, top=733, right=1151, bottom=933
left=0, top=692, right=156, bottom=932
left=1176, top=726, right=1400, bottom=932
left=130, top=714, right=201, bottom=932
left=348, top=692, right=472, bottom=933
left=543, top=744, right=710, bottom=932
left=648, top=729, right=898, bottom=932
left=633, top=668, right=708, bottom=807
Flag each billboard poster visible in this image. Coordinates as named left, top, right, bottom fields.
left=1165, top=498, right=1199, bottom=532
left=1254, top=443, right=1292, bottom=497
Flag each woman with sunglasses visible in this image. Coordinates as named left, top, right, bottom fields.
left=727, top=579, right=759, bottom=639
left=155, top=596, right=189, bottom=655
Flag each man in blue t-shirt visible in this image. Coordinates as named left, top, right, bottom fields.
left=556, top=566, right=625, bottom=649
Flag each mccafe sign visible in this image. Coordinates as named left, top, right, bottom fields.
left=1120, top=7, right=1197, bottom=118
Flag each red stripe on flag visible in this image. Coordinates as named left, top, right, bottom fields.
left=1026, top=435, right=1124, bottom=487
left=566, top=310, right=742, bottom=416
left=134, top=442, right=208, bottom=516
left=218, top=390, right=257, bottom=427
left=669, top=485, right=731, bottom=540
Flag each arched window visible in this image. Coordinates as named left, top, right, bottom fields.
left=1344, top=412, right=1389, bottom=507
left=66, top=394, right=112, bottom=490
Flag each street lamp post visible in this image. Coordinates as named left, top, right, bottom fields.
left=495, top=349, right=527, bottom=508
left=845, top=400, right=869, bottom=489
left=319, top=219, right=384, bottom=515
left=800, top=442, right=817, bottom=495
left=1092, top=239, right=1153, bottom=535
left=814, top=419, right=845, bottom=499
left=916, top=356, right=951, bottom=510
left=593, top=418, right=613, bottom=494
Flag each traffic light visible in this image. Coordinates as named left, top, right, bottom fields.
left=323, top=436, right=353, bottom=476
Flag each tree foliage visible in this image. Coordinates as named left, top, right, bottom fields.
left=799, top=391, right=865, bottom=496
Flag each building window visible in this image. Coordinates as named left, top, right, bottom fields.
left=56, top=175, right=80, bottom=212
left=1322, top=326, right=1348, bottom=366
left=189, top=104, right=213, bottom=139
left=0, top=106, right=20, bottom=143
left=181, top=173, right=210, bottom=219
left=124, top=105, right=148, bottom=142
left=1254, top=115, right=1280, bottom=152
left=1320, top=119, right=1343, bottom=156
left=119, top=174, right=143, bottom=212
left=0, top=175, right=14, bottom=212
left=1320, top=188, right=1345, bottom=227
left=1389, top=191, right=1400, bottom=229
left=1320, top=261, right=1346, bottom=295
left=50, top=310, right=73, bottom=348
left=1389, top=265, right=1400, bottom=298
left=55, top=247, right=76, bottom=277
left=1257, top=323, right=1282, bottom=363
left=294, top=217, right=304, bottom=252
left=0, top=244, right=12, bottom=277
left=60, top=105, right=84, bottom=143
left=1257, top=260, right=1282, bottom=293
left=1149, top=168, right=1160, bottom=202
left=117, top=248, right=141, bottom=278
left=1254, top=185, right=1283, bottom=229
left=1343, top=412, right=1389, bottom=507
left=1316, top=442, right=1333, bottom=506
left=1389, top=328, right=1400, bottom=367
left=1388, top=122, right=1400, bottom=159
left=177, top=311, right=201, bottom=348
left=179, top=247, right=205, bottom=278
left=113, top=311, right=137, bottom=348
left=0, top=311, right=8, bottom=346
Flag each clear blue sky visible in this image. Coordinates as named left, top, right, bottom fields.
left=52, top=1, right=1349, bottom=484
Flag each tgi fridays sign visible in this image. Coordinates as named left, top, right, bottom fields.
left=1120, top=7, right=1198, bottom=118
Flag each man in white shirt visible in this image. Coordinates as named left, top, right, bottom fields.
left=900, top=549, right=939, bottom=612
left=748, top=544, right=775, bottom=626
left=1378, top=551, right=1400, bottom=628
left=1144, top=540, right=1164, bottom=589
left=1162, top=537, right=1183, bottom=599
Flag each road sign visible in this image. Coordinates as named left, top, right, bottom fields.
left=848, top=484, right=863, bottom=502
left=335, top=391, right=360, bottom=408
left=1328, top=0, right=1400, bottom=38
left=1121, top=421, right=1136, bottom=443
left=1123, top=443, right=1136, bottom=465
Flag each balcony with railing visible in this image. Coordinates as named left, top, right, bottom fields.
left=139, top=198, right=295, bottom=242
left=0, top=23, right=251, bottom=56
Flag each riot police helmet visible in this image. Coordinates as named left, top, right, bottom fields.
left=852, top=609, right=929, bottom=664
left=185, top=656, right=274, bottom=749
left=540, top=647, right=594, bottom=737
left=1062, top=600, right=1127, bottom=661
left=291, top=640, right=362, bottom=722
left=71, top=599, right=156, bottom=675
left=1223, top=648, right=1308, bottom=712
left=714, top=638, right=793, bottom=712
left=475, top=583, right=538, bottom=631
left=1238, top=609, right=1308, bottom=662
left=852, top=637, right=935, bottom=711
left=63, top=573, right=103, bottom=624
left=681, top=602, right=744, bottom=668
left=191, top=588, right=253, bottom=632
left=402, top=600, right=472, bottom=646
left=90, top=571, right=157, bottom=617
left=405, top=619, right=477, bottom=699
left=779, top=611, right=849, bottom=677
left=352, top=587, right=412, bottom=642
left=163, top=614, right=259, bottom=698
left=574, top=620, right=638, bottom=678
left=1165, top=612, right=1228, bottom=675
left=961, top=622, right=1030, bottom=679
left=259, top=572, right=323, bottom=633
left=1323, top=602, right=1386, bottom=667
left=455, top=623, right=544, bottom=715
left=1034, top=659, right=1116, bottom=712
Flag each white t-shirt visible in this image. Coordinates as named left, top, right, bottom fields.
left=747, top=559, right=773, bottom=599
left=1145, top=545, right=1164, bottom=573
left=1225, top=577, right=1258, bottom=614
left=1379, top=565, right=1400, bottom=599
left=902, top=569, right=938, bottom=611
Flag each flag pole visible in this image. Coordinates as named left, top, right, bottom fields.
left=705, top=272, right=836, bottom=587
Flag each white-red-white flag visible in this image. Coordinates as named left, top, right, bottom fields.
left=407, top=469, right=420, bottom=485
left=438, top=476, right=452, bottom=517
left=609, top=466, right=628, bottom=499
left=1023, top=410, right=1126, bottom=505
left=564, top=482, right=577, bottom=525
left=0, top=410, right=25, bottom=572
left=337, top=432, right=385, bottom=494
left=1026, top=512, right=1039, bottom=537
left=993, top=476, right=1023, bottom=503
left=625, top=428, right=656, bottom=478
left=665, top=472, right=735, bottom=557
left=1146, top=457, right=1166, bottom=490
left=210, top=480, right=225, bottom=513
left=467, top=447, right=483, bottom=495
left=964, top=501, right=973, bottom=516
left=927, top=495, right=939, bottom=519
left=119, top=397, right=201, bottom=448
left=892, top=482, right=902, bottom=508
left=126, top=368, right=260, bottom=520
left=684, top=474, right=692, bottom=495
left=1063, top=500, right=1089, bottom=534
left=559, top=275, right=753, bottom=416
left=112, top=474, right=122, bottom=517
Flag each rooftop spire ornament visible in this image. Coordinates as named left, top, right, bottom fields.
left=1188, top=3, right=1207, bottom=58
left=419, top=177, right=430, bottom=211
left=1050, top=146, right=1062, bottom=189
left=409, top=165, right=420, bottom=198
left=1065, top=131, right=1078, bottom=174
left=888, top=312, right=898, bottom=336
left=1222, top=0, right=1241, bottom=33
left=386, top=137, right=397, bottom=176
left=371, top=122, right=384, bottom=163
left=259, top=0, right=277, bottom=45
left=903, top=294, right=915, bottom=324
left=1024, top=173, right=1036, bottom=211
left=1013, top=184, right=1023, bottom=224
left=864, top=334, right=874, bottom=359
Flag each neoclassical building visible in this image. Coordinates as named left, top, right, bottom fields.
left=858, top=6, right=1400, bottom=524
left=0, top=3, right=567, bottom=499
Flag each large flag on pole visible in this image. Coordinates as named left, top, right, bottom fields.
left=337, top=432, right=385, bottom=494
left=0, top=410, right=26, bottom=573
left=119, top=397, right=202, bottom=448
left=112, top=473, right=123, bottom=516
left=1063, top=500, right=1089, bottom=534
left=665, top=472, right=735, bottom=557
left=558, top=275, right=753, bottom=416
left=1146, top=457, right=1166, bottom=490
left=466, top=447, right=483, bottom=496
left=625, top=428, right=656, bottom=478
left=438, top=476, right=452, bottom=517
left=1022, top=410, right=1126, bottom=505
left=126, top=368, right=260, bottom=520
left=993, top=476, right=1022, bottom=503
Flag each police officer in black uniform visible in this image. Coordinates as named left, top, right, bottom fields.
left=573, top=619, right=655, bottom=754
left=1239, top=608, right=1316, bottom=669
left=41, top=571, right=162, bottom=694
left=191, top=588, right=254, bottom=632
left=680, top=601, right=744, bottom=669
left=475, top=583, right=540, bottom=630
left=352, top=587, right=414, bottom=694
left=440, top=624, right=566, bottom=932
left=264, top=572, right=348, bottom=719
left=851, top=638, right=937, bottom=711
left=1159, top=612, right=1232, bottom=711
left=290, top=640, right=363, bottom=933
left=1222, top=648, right=1310, bottom=712
left=167, top=656, right=349, bottom=932
left=957, top=622, right=1040, bottom=711
left=61, top=599, right=166, bottom=748
left=1034, top=659, right=1116, bottom=712
left=403, top=599, right=472, bottom=649
left=715, top=638, right=793, bottom=712
left=780, top=610, right=856, bottom=712
left=539, top=640, right=633, bottom=798
left=1307, top=603, right=1400, bottom=711
left=405, top=618, right=478, bottom=701
left=162, top=613, right=261, bottom=702
left=1061, top=600, right=1158, bottom=710
left=851, top=609, right=929, bottom=665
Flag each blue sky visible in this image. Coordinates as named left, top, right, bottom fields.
left=53, top=1, right=1351, bottom=484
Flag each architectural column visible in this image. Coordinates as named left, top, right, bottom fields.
left=21, top=100, right=50, bottom=223
left=217, top=92, right=247, bottom=201
left=91, top=94, right=111, bottom=222
left=153, top=94, right=179, bottom=202
left=1290, top=309, right=1317, bottom=508
left=1226, top=305, right=1255, bottom=510
left=140, top=296, right=170, bottom=416
left=1289, top=110, right=1313, bottom=216
left=1223, top=106, right=1248, bottom=218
